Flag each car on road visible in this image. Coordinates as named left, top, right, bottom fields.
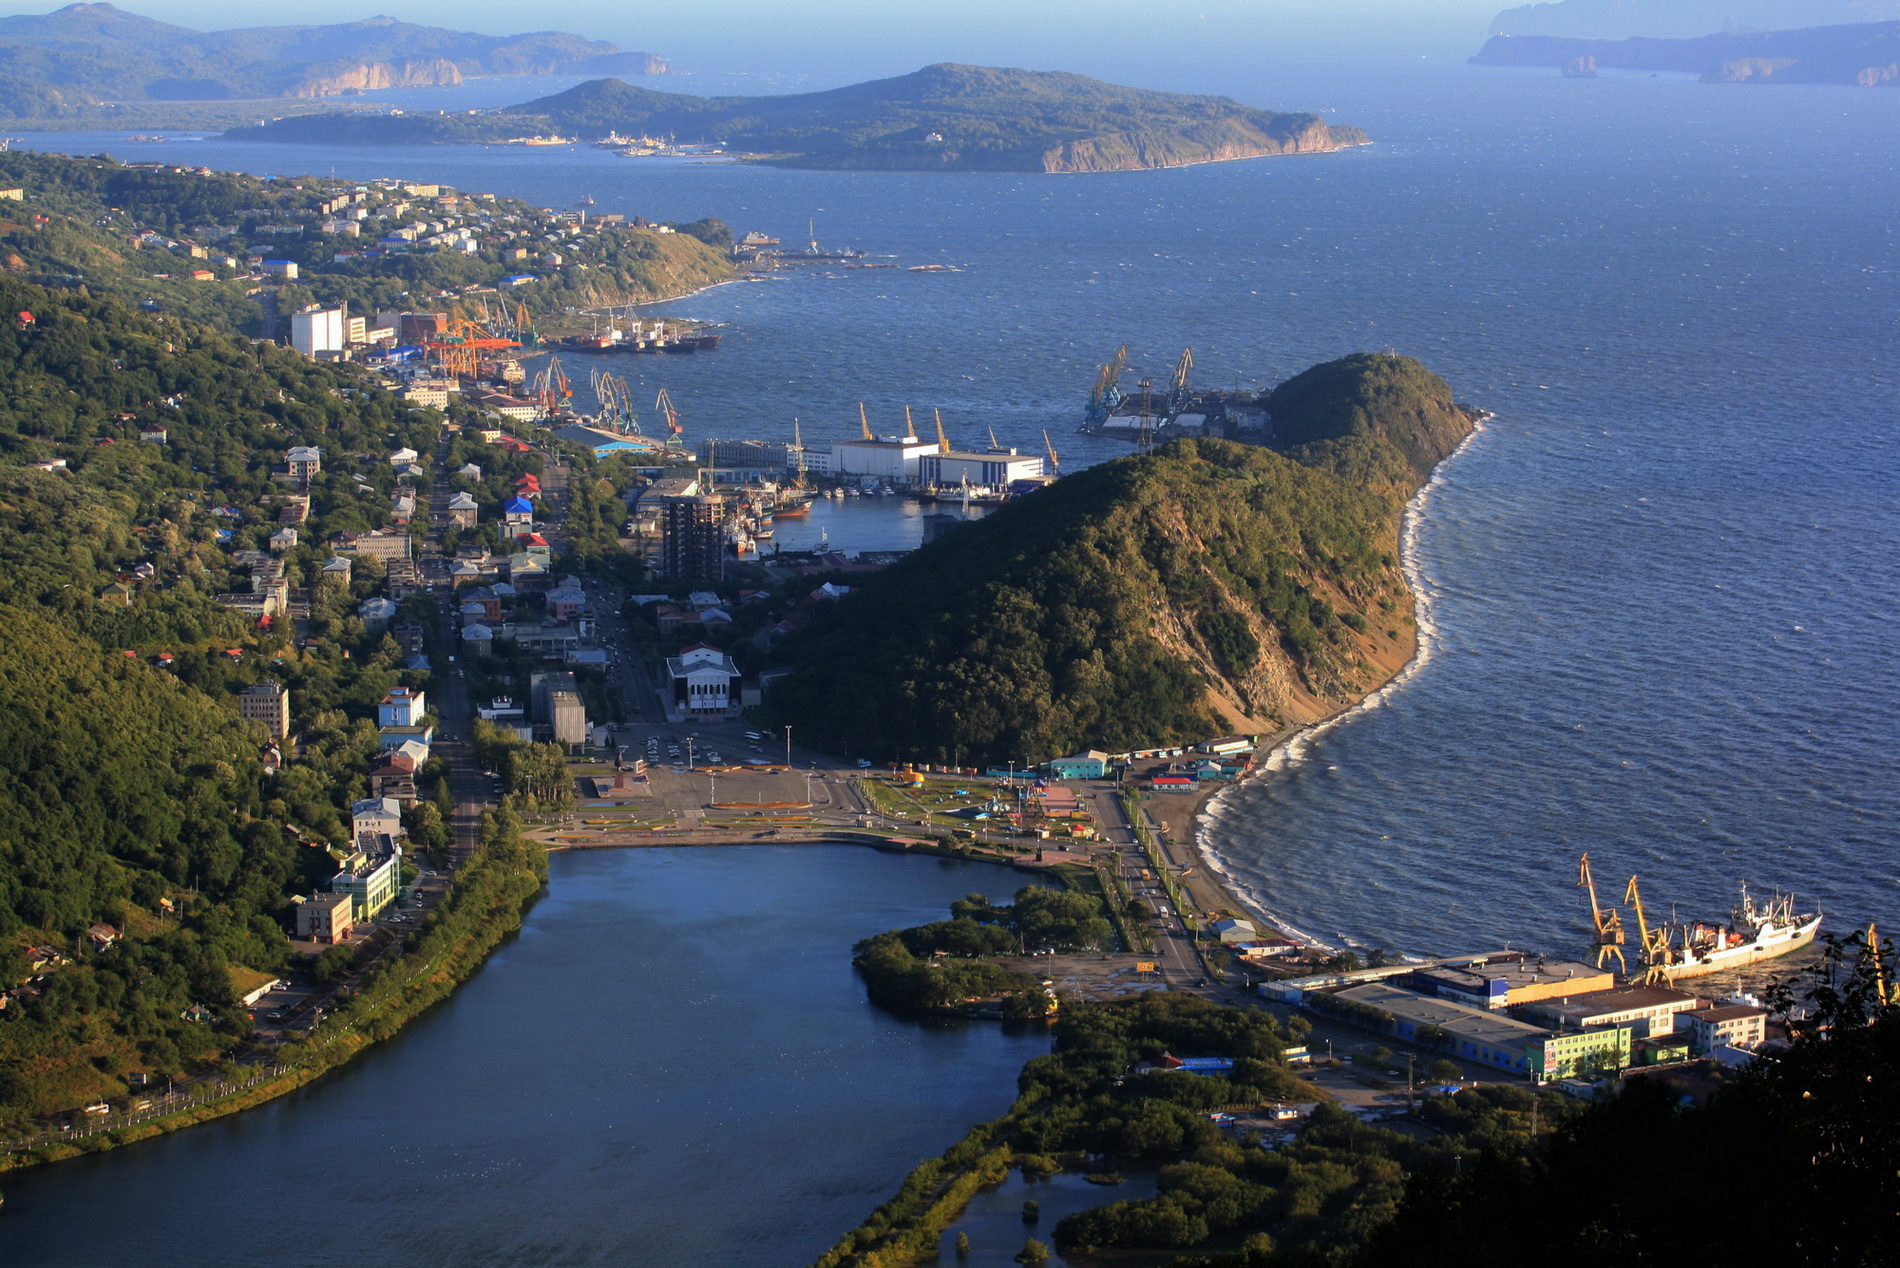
left=857, top=759, right=873, bottom=768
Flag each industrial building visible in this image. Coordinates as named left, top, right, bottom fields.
left=1521, top=985, right=1702, bottom=1039
left=918, top=449, right=1044, bottom=488
left=552, top=423, right=657, bottom=458
left=1406, top=956, right=1615, bottom=1011
left=829, top=437, right=938, bottom=482
left=1333, top=981, right=1632, bottom=1081
left=290, top=306, right=345, bottom=358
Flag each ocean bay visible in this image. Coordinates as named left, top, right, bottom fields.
left=3, top=56, right=1897, bottom=1257
left=29, top=61, right=1896, bottom=947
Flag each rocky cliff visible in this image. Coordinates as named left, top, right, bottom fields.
left=288, top=58, right=464, bottom=97
left=1472, top=20, right=1900, bottom=85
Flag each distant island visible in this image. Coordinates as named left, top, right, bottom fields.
left=1473, top=19, right=1900, bottom=85
left=226, top=64, right=1371, bottom=174
left=0, top=3, right=667, bottom=121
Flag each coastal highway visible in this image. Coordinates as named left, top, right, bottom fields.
left=1081, top=782, right=1207, bottom=988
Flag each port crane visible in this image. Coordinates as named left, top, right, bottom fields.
left=531, top=356, right=573, bottom=419
left=655, top=386, right=682, bottom=439
left=934, top=409, right=950, bottom=455
left=1086, top=344, right=1129, bottom=423
left=1624, top=874, right=1673, bottom=985
left=986, top=424, right=1001, bottom=452
left=1171, top=347, right=1194, bottom=407
left=1578, top=853, right=1627, bottom=974
left=858, top=402, right=874, bottom=440
left=792, top=418, right=808, bottom=487
left=1042, top=429, right=1060, bottom=477
left=903, top=405, right=918, bottom=442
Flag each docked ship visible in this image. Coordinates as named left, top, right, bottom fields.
left=1640, top=885, right=1822, bottom=982
left=1578, top=854, right=1821, bottom=985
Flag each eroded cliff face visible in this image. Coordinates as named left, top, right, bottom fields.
left=1038, top=115, right=1342, bottom=173
left=289, top=59, right=464, bottom=98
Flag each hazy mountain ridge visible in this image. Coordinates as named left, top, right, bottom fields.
left=1489, top=0, right=1900, bottom=39
left=1473, top=18, right=1900, bottom=83
left=232, top=63, right=1368, bottom=173
left=0, top=3, right=667, bottom=117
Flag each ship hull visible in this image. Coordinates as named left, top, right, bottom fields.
left=1649, top=913, right=1821, bottom=982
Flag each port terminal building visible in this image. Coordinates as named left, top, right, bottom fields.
left=1329, top=981, right=1633, bottom=1082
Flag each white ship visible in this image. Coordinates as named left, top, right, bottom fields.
left=1643, top=885, right=1822, bottom=983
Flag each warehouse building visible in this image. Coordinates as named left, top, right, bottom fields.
left=1332, top=981, right=1632, bottom=1082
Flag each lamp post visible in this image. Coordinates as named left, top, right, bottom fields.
left=783, top=724, right=792, bottom=768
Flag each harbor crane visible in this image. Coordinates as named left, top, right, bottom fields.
left=1171, top=347, right=1194, bottom=406
left=1087, top=344, right=1130, bottom=422
left=1624, top=874, right=1673, bottom=984
left=531, top=356, right=572, bottom=419
left=1042, top=429, right=1060, bottom=477
left=986, top=424, right=1001, bottom=452
left=858, top=402, right=874, bottom=440
left=934, top=408, right=950, bottom=455
left=655, top=386, right=682, bottom=439
left=904, top=405, right=919, bottom=442
left=1578, top=853, right=1627, bottom=974
left=792, top=418, right=808, bottom=486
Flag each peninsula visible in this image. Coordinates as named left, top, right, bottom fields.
left=0, top=3, right=667, bottom=123
left=226, top=64, right=1371, bottom=173
left=770, top=354, right=1473, bottom=764
left=1472, top=19, right=1900, bottom=85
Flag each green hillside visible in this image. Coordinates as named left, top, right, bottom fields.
left=232, top=64, right=1371, bottom=172
left=0, top=270, right=449, bottom=1127
left=769, top=355, right=1471, bottom=767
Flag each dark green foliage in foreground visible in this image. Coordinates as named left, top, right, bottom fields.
left=233, top=64, right=1361, bottom=173
left=773, top=356, right=1470, bottom=766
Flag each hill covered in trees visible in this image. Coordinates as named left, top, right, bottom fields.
left=232, top=64, right=1371, bottom=172
left=1473, top=20, right=1900, bottom=85
left=769, top=354, right=1473, bottom=767
left=0, top=4, right=666, bottom=121
left=0, top=269, right=449, bottom=1127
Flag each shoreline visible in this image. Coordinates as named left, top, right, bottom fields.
left=1158, top=415, right=1491, bottom=951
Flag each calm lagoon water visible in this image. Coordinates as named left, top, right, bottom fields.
left=0, top=848, right=1053, bottom=1266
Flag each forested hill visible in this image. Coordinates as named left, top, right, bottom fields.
left=1472, top=21, right=1900, bottom=85
left=0, top=270, right=442, bottom=1125
left=0, top=4, right=666, bottom=120
left=769, top=355, right=1473, bottom=767
left=231, top=64, right=1371, bottom=172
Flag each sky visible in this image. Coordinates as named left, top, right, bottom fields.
left=0, top=0, right=1515, bottom=84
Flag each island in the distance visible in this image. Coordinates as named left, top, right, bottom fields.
left=1472, top=18, right=1900, bottom=85
left=226, top=64, right=1371, bottom=173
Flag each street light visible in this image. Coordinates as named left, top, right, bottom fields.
left=783, top=724, right=792, bottom=768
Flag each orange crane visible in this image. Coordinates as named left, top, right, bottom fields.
left=1624, top=874, right=1672, bottom=984
left=1042, top=429, right=1060, bottom=477
left=904, top=405, right=918, bottom=442
left=1578, top=853, right=1627, bottom=974
left=858, top=402, right=873, bottom=441
left=656, top=386, right=682, bottom=439
left=934, top=408, right=950, bottom=455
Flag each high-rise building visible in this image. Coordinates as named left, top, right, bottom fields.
left=238, top=680, right=291, bottom=739
left=550, top=690, right=587, bottom=746
left=660, top=494, right=728, bottom=581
